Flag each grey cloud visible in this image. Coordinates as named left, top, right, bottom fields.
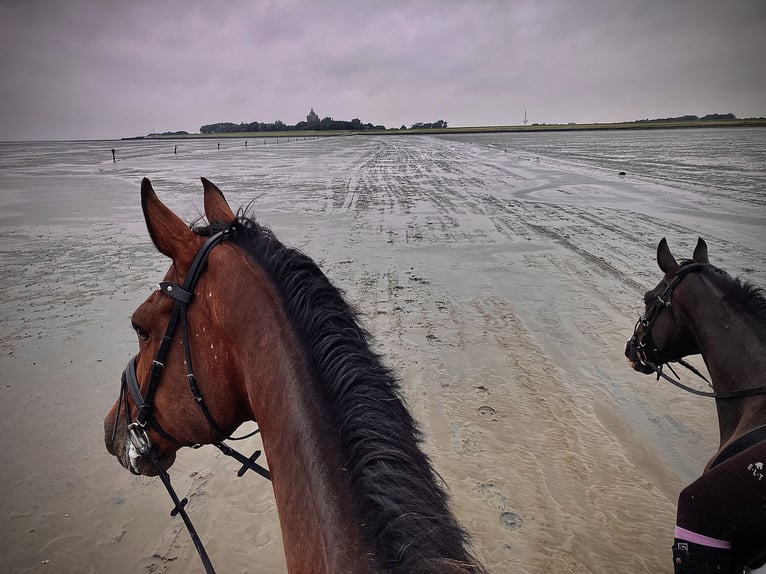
left=0, top=0, right=764, bottom=140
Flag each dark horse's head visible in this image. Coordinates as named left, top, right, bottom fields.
left=625, top=237, right=710, bottom=375
left=104, top=178, right=248, bottom=476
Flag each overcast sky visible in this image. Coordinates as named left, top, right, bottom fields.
left=1, top=0, right=764, bottom=141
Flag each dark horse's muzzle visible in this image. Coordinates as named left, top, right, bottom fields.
left=625, top=319, right=657, bottom=375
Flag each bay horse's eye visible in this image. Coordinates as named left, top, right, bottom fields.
left=132, top=322, right=149, bottom=341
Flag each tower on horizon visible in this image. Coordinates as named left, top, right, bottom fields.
left=523, top=109, right=528, bottom=126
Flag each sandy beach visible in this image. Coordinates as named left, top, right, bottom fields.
left=1, top=134, right=764, bottom=573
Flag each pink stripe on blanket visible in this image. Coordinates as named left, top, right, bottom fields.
left=675, top=526, right=731, bottom=549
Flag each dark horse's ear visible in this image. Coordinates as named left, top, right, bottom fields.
left=141, top=178, right=196, bottom=265
left=202, top=177, right=236, bottom=224
left=692, top=237, right=709, bottom=264
left=657, top=237, right=680, bottom=276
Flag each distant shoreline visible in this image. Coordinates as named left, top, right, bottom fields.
left=125, top=118, right=766, bottom=141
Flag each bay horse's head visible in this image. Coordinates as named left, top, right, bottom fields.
left=625, top=237, right=710, bottom=375
left=104, top=178, right=250, bottom=476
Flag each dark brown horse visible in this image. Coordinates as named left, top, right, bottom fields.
left=625, top=238, right=766, bottom=572
left=104, top=178, right=485, bottom=574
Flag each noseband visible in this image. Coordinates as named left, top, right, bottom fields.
left=111, top=226, right=270, bottom=574
left=629, top=262, right=766, bottom=400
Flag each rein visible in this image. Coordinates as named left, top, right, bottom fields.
left=631, top=262, right=766, bottom=400
left=112, top=226, right=271, bottom=574
left=651, top=359, right=766, bottom=399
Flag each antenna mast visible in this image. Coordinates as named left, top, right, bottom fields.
left=523, top=109, right=528, bottom=126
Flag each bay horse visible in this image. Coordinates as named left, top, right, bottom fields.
left=103, top=178, right=485, bottom=574
left=625, top=237, right=766, bottom=573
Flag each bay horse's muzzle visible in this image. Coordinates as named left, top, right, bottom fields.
left=103, top=358, right=179, bottom=477
left=104, top=411, right=177, bottom=477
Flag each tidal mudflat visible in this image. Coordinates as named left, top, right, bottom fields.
left=0, top=133, right=763, bottom=572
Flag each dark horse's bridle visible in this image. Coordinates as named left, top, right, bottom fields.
left=628, top=262, right=766, bottom=400
left=110, top=226, right=270, bottom=574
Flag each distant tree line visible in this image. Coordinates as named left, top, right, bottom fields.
left=201, top=111, right=385, bottom=134
left=402, top=120, right=448, bottom=130
left=634, top=113, right=737, bottom=123
left=199, top=110, right=450, bottom=134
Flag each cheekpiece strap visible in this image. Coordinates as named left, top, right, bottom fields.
left=159, top=282, right=194, bottom=304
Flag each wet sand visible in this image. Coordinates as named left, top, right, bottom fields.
left=1, top=135, right=764, bottom=573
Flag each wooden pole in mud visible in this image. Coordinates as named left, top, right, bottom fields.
left=111, top=148, right=115, bottom=162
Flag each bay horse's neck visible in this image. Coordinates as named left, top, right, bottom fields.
left=228, top=256, right=374, bottom=573
left=680, top=274, right=766, bottom=447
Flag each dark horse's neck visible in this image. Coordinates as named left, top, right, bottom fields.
left=679, top=270, right=766, bottom=453
left=203, top=218, right=484, bottom=573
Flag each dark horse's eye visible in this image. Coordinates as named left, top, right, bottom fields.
left=132, top=322, right=149, bottom=341
left=643, top=291, right=658, bottom=305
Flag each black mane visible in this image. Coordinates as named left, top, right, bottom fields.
left=198, top=216, right=484, bottom=573
left=679, top=259, right=766, bottom=330
left=706, top=264, right=766, bottom=330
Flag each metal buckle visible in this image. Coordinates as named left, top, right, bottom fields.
left=127, top=422, right=152, bottom=454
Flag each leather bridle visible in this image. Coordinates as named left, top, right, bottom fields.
left=114, top=227, right=257, bottom=449
left=628, top=262, right=766, bottom=400
left=110, top=226, right=270, bottom=574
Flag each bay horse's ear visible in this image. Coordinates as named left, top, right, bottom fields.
left=202, top=177, right=236, bottom=224
left=692, top=237, right=709, bottom=264
left=657, top=237, right=680, bottom=275
left=141, top=178, right=195, bottom=263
